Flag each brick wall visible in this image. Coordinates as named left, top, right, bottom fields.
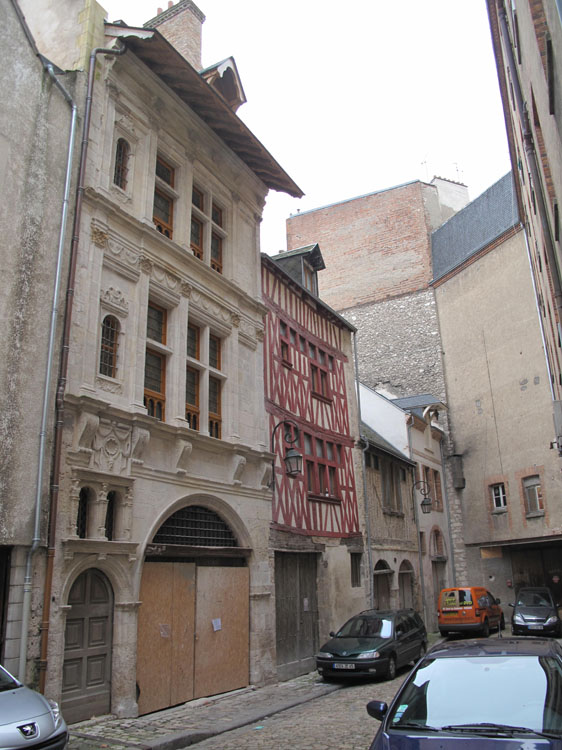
left=148, top=0, right=204, bottom=70
left=286, top=182, right=436, bottom=312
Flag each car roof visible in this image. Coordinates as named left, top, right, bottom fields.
left=427, top=637, right=562, bottom=659
left=355, top=608, right=417, bottom=617
left=516, top=586, right=552, bottom=592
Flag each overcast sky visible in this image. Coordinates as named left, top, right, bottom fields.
left=103, top=0, right=512, bottom=254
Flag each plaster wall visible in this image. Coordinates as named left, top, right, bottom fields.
left=435, top=229, right=562, bottom=550
left=359, top=383, right=410, bottom=456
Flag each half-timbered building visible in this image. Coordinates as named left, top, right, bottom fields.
left=262, top=245, right=366, bottom=680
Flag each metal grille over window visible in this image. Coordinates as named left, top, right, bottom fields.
left=152, top=505, right=238, bottom=546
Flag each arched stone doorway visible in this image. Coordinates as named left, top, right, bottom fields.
left=398, top=560, right=415, bottom=609
left=62, top=568, right=113, bottom=724
left=373, top=560, right=392, bottom=609
left=136, top=504, right=250, bottom=715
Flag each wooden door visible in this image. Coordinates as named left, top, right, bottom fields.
left=193, top=566, right=249, bottom=699
left=62, top=569, right=113, bottom=724
left=275, top=552, right=318, bottom=680
left=137, top=562, right=196, bottom=714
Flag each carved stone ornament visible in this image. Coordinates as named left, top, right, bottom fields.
left=255, top=328, right=265, bottom=342
left=232, top=454, right=246, bottom=485
left=91, top=227, right=109, bottom=248
left=100, top=286, right=129, bottom=315
left=176, top=440, right=193, bottom=474
left=231, top=313, right=241, bottom=328
left=139, top=257, right=153, bottom=275
left=131, top=425, right=150, bottom=464
left=92, top=420, right=131, bottom=474
left=95, top=377, right=123, bottom=394
left=181, top=282, right=193, bottom=298
left=75, top=412, right=100, bottom=455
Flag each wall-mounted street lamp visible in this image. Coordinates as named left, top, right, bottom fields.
left=269, top=419, right=302, bottom=487
left=413, top=479, right=433, bottom=514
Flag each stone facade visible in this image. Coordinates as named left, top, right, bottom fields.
left=15, top=0, right=300, bottom=721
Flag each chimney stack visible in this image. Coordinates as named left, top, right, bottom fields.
left=146, top=0, right=205, bottom=70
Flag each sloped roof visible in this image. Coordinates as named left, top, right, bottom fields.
left=361, top=422, right=415, bottom=466
left=431, top=172, right=518, bottom=281
left=105, top=24, right=303, bottom=198
left=270, top=244, right=326, bottom=271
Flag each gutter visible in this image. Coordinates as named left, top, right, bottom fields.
left=37, top=42, right=126, bottom=694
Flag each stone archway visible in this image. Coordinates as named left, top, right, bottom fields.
left=136, top=504, right=250, bottom=715
left=61, top=568, right=113, bottom=724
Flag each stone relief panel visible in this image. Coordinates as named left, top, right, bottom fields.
left=92, top=420, right=131, bottom=474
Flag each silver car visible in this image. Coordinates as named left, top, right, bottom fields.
left=0, top=664, right=68, bottom=749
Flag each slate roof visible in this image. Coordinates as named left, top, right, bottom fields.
left=431, top=172, right=519, bottom=281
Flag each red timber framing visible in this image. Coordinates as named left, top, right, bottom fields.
left=261, top=256, right=360, bottom=538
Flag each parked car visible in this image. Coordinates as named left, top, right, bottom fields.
left=0, top=663, right=68, bottom=748
left=510, top=586, right=562, bottom=637
left=315, top=608, right=427, bottom=681
left=366, top=637, right=562, bottom=749
left=437, top=586, right=504, bottom=637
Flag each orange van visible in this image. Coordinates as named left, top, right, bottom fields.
left=437, top=586, right=504, bottom=637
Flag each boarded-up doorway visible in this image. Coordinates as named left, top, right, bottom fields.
left=62, top=568, right=113, bottom=724
left=275, top=552, right=318, bottom=681
left=137, top=562, right=249, bottom=715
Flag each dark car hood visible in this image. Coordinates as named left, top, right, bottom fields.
left=515, top=606, right=557, bottom=620
left=321, top=636, right=387, bottom=656
left=374, top=731, right=562, bottom=749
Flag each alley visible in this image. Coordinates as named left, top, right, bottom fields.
left=177, top=675, right=401, bottom=750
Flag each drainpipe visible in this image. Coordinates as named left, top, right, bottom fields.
left=18, top=65, right=78, bottom=684
left=352, top=332, right=374, bottom=608
left=439, top=438, right=457, bottom=587
left=37, top=43, right=125, bottom=694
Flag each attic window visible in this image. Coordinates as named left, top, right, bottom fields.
left=303, top=262, right=315, bottom=292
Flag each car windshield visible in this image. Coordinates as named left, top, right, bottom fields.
left=388, top=655, right=562, bottom=735
left=516, top=591, right=552, bottom=607
left=0, top=666, right=19, bottom=692
left=337, top=616, right=392, bottom=638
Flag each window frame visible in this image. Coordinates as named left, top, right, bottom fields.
left=208, top=375, right=222, bottom=438
left=153, top=155, right=176, bottom=239
left=303, top=432, right=341, bottom=502
left=491, top=482, right=507, bottom=511
left=113, top=137, right=130, bottom=191
left=523, top=475, right=544, bottom=516
left=99, top=314, right=120, bottom=379
left=191, top=184, right=227, bottom=273
left=144, top=302, right=168, bottom=420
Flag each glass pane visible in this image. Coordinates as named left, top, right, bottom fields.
left=212, top=202, right=222, bottom=226
left=156, top=157, right=174, bottom=185
left=304, top=433, right=312, bottom=455
left=187, top=324, right=199, bottom=359
left=191, top=217, right=202, bottom=247
left=192, top=186, right=204, bottom=210
left=209, top=335, right=220, bottom=369
left=211, top=232, right=222, bottom=260
left=209, top=377, right=221, bottom=414
left=315, top=439, right=324, bottom=457
left=153, top=190, right=172, bottom=223
left=145, top=351, right=163, bottom=392
left=147, top=305, right=165, bottom=343
left=185, top=367, right=199, bottom=406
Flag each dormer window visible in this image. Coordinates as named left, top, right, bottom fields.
left=303, top=262, right=315, bottom=293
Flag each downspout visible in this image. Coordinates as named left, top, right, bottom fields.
left=38, top=43, right=125, bottom=693
left=499, top=6, right=562, bottom=330
left=18, top=65, right=78, bottom=683
left=439, top=438, right=457, bottom=587
left=353, top=332, right=374, bottom=608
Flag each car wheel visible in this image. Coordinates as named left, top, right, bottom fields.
left=499, top=614, right=505, bottom=631
left=386, top=655, right=397, bottom=680
left=481, top=619, right=490, bottom=637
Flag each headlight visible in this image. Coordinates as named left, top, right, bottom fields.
left=513, top=613, right=525, bottom=625
left=545, top=615, right=559, bottom=626
left=317, top=651, right=333, bottom=659
left=357, top=650, right=380, bottom=660
left=47, top=699, right=62, bottom=728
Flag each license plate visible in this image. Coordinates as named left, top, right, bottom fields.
left=333, top=663, right=355, bottom=670
left=529, top=625, right=543, bottom=630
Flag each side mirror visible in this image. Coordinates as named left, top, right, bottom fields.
left=329, top=631, right=335, bottom=638
left=509, top=603, right=514, bottom=608
left=367, top=700, right=388, bottom=721
left=495, top=598, right=501, bottom=605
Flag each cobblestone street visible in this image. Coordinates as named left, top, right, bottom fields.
left=68, top=669, right=408, bottom=750
left=187, top=674, right=404, bottom=750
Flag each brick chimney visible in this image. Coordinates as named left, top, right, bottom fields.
left=145, top=0, right=206, bottom=70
